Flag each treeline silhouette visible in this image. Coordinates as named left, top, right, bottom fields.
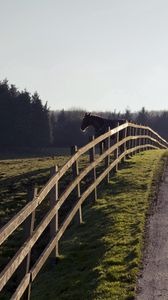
left=0, top=79, right=168, bottom=150
left=0, top=80, right=50, bottom=147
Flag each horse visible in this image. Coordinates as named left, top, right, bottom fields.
left=81, top=113, right=127, bottom=136
left=81, top=113, right=128, bottom=153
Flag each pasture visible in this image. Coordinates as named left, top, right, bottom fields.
left=0, top=154, right=70, bottom=299
left=0, top=149, right=167, bottom=299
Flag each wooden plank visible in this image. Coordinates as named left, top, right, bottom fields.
left=127, top=122, right=168, bottom=146
left=50, top=165, right=59, bottom=258
left=18, top=187, right=37, bottom=300
left=89, top=136, right=97, bottom=202
left=134, top=128, right=137, bottom=155
left=10, top=273, right=30, bottom=300
left=139, top=124, right=167, bottom=146
left=123, top=127, right=127, bottom=160
left=71, top=145, right=82, bottom=224
left=31, top=236, right=57, bottom=281
left=131, top=127, right=134, bottom=156
left=71, top=146, right=81, bottom=200
left=137, top=127, right=141, bottom=153
left=0, top=202, right=59, bottom=291
left=0, top=200, right=37, bottom=246
left=105, top=127, right=111, bottom=183
left=114, top=122, right=119, bottom=171
left=126, top=126, right=130, bottom=158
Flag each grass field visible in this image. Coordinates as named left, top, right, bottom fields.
left=0, top=150, right=167, bottom=300
left=0, top=154, right=70, bottom=299
left=30, top=149, right=167, bottom=300
left=0, top=155, right=70, bottom=226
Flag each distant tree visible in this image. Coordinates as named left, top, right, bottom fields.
left=0, top=79, right=11, bottom=146
left=136, top=107, right=149, bottom=125
left=53, top=110, right=89, bottom=147
left=123, top=109, right=132, bottom=121
left=0, top=80, right=51, bottom=148
left=155, top=111, right=168, bottom=140
left=30, top=92, right=50, bottom=147
left=16, top=90, right=32, bottom=146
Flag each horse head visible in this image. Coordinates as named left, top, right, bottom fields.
left=80, top=113, right=91, bottom=132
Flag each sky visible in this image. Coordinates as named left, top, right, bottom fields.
left=0, top=0, right=168, bottom=112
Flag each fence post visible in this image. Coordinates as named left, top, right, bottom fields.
left=50, top=165, right=59, bottom=259
left=130, top=126, right=133, bottom=156
left=149, top=129, right=152, bottom=150
left=151, top=131, right=153, bottom=148
left=126, top=126, right=130, bottom=158
left=105, top=127, right=111, bottom=183
left=145, top=128, right=148, bottom=150
left=150, top=130, right=153, bottom=149
left=99, top=140, right=104, bottom=155
left=20, top=187, right=38, bottom=300
left=141, top=128, right=145, bottom=151
left=89, top=136, right=97, bottom=201
left=114, top=122, right=119, bottom=171
left=132, top=127, right=135, bottom=156
left=134, top=127, right=137, bottom=155
left=146, top=128, right=149, bottom=150
left=138, top=127, right=141, bottom=152
left=145, top=128, right=147, bottom=151
left=142, top=128, right=144, bottom=151
left=123, top=126, right=127, bottom=160
left=131, top=127, right=135, bottom=155
left=71, top=145, right=83, bottom=224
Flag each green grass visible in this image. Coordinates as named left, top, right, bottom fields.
left=0, top=155, right=70, bottom=299
left=0, top=150, right=167, bottom=300
left=0, top=155, right=69, bottom=226
left=0, top=152, right=91, bottom=299
left=30, top=149, right=168, bottom=300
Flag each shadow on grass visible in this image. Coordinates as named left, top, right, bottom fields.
left=31, top=151, right=165, bottom=300
left=31, top=178, right=138, bottom=300
left=31, top=199, right=114, bottom=300
left=0, top=147, right=70, bottom=160
left=0, top=167, right=52, bottom=226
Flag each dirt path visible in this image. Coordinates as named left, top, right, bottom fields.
left=136, top=166, right=168, bottom=300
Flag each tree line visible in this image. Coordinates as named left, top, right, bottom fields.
left=0, top=79, right=168, bottom=149
left=0, top=80, right=50, bottom=147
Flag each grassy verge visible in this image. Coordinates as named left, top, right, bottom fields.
left=31, top=150, right=168, bottom=300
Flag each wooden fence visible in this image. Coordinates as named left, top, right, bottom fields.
left=0, top=122, right=168, bottom=300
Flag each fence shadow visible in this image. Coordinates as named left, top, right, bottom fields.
left=31, top=173, right=141, bottom=300
left=31, top=188, right=115, bottom=300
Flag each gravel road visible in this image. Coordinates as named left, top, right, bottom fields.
left=136, top=167, right=168, bottom=300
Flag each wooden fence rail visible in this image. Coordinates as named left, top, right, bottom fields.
left=0, top=122, right=168, bottom=299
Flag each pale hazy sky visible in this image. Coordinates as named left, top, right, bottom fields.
left=1, top=0, right=168, bottom=112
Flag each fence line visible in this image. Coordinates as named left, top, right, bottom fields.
left=0, top=122, right=168, bottom=299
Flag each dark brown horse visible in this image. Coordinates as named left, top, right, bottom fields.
left=81, top=113, right=128, bottom=153
left=81, top=113, right=127, bottom=137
